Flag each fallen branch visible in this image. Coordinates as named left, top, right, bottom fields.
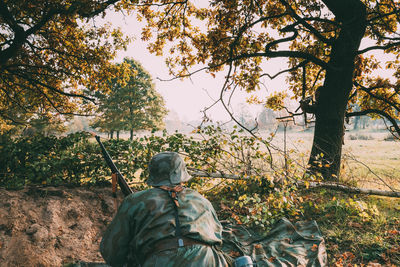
left=189, top=169, right=245, bottom=180
left=298, top=181, right=400, bottom=198
left=343, top=153, right=396, bottom=192
left=187, top=169, right=400, bottom=198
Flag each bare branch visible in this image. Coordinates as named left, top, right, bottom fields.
left=188, top=168, right=246, bottom=180
left=358, top=41, right=400, bottom=54
left=298, top=180, right=400, bottom=198
left=189, top=168, right=400, bottom=198
left=279, top=0, right=334, bottom=45
left=261, top=60, right=308, bottom=80
left=346, top=108, right=400, bottom=136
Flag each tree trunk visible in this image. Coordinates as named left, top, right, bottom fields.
left=110, top=131, right=114, bottom=139
left=130, top=129, right=133, bottom=140
left=308, top=0, right=366, bottom=180
left=117, top=131, right=120, bottom=140
left=353, top=116, right=359, bottom=130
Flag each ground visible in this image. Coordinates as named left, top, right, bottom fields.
left=0, top=185, right=124, bottom=266
left=0, top=184, right=399, bottom=266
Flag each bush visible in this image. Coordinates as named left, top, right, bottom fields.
left=0, top=132, right=104, bottom=189
left=0, top=127, right=305, bottom=230
left=383, top=133, right=399, bottom=141
left=0, top=128, right=230, bottom=189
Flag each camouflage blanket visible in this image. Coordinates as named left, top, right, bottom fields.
left=220, top=217, right=327, bottom=266
left=69, top=218, right=327, bottom=267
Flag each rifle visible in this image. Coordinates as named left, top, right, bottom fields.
left=93, top=134, right=133, bottom=197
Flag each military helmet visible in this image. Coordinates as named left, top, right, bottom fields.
left=147, top=152, right=191, bottom=186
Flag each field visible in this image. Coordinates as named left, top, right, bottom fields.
left=267, top=129, right=400, bottom=191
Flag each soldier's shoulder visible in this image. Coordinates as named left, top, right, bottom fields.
left=124, top=188, right=158, bottom=202
left=182, top=188, right=209, bottom=201
left=182, top=187, right=199, bottom=194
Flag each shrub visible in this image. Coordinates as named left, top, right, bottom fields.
left=348, top=133, right=373, bottom=140
left=383, top=133, right=399, bottom=141
left=0, top=127, right=305, bottom=230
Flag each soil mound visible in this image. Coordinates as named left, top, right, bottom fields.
left=0, top=186, right=123, bottom=266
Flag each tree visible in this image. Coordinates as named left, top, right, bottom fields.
left=134, top=0, right=400, bottom=180
left=0, top=0, right=132, bottom=133
left=257, top=108, right=276, bottom=129
left=90, top=58, right=167, bottom=139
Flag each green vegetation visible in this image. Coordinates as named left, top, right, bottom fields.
left=90, top=58, right=167, bottom=139
left=1, top=129, right=398, bottom=265
left=302, top=191, right=400, bottom=265
left=0, top=0, right=131, bottom=133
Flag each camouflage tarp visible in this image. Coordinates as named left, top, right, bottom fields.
left=220, top=218, right=327, bottom=266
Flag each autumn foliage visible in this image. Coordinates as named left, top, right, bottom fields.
left=0, top=0, right=131, bottom=132
left=133, top=0, right=400, bottom=179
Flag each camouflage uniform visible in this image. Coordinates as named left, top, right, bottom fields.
left=100, top=152, right=228, bottom=267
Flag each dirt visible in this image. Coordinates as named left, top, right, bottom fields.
left=0, top=185, right=125, bottom=267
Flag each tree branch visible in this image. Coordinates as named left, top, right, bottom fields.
left=279, top=0, right=334, bottom=45
left=354, top=81, right=400, bottom=113
left=298, top=180, right=400, bottom=198
left=260, top=60, right=308, bottom=80
left=187, top=169, right=400, bottom=198
left=0, top=0, right=120, bottom=66
left=346, top=108, right=400, bottom=136
left=357, top=41, right=400, bottom=54
left=8, top=69, right=96, bottom=102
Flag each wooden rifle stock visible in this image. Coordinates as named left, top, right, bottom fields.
left=94, top=135, right=133, bottom=197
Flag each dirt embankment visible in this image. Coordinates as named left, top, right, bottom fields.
left=0, top=186, right=124, bottom=266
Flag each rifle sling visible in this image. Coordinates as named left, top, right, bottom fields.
left=158, top=185, right=184, bottom=246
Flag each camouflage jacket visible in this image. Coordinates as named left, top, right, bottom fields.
left=100, top=187, right=228, bottom=267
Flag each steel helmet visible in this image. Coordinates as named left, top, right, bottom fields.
left=146, top=152, right=191, bottom=186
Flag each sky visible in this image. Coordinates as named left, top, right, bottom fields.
left=99, top=10, right=288, bottom=123
left=95, top=5, right=397, bottom=126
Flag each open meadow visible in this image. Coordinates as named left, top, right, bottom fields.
left=266, top=128, right=400, bottom=191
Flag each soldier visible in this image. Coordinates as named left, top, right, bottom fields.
left=100, top=152, right=228, bottom=267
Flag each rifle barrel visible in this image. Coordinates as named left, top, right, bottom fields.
left=94, top=135, right=133, bottom=196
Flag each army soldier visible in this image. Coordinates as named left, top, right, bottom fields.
left=100, top=152, right=228, bottom=267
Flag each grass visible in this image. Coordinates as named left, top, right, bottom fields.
left=209, top=184, right=400, bottom=265
left=267, top=129, right=400, bottom=191
left=267, top=129, right=400, bottom=264
left=302, top=190, right=400, bottom=265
